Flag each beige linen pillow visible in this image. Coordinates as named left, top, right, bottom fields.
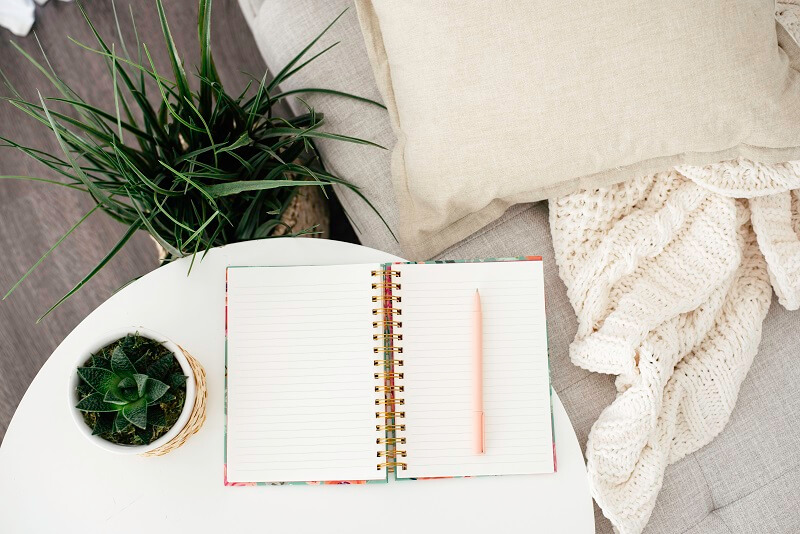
left=355, top=0, right=800, bottom=260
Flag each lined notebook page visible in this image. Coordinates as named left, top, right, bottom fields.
left=226, top=264, right=383, bottom=483
left=396, top=260, right=554, bottom=479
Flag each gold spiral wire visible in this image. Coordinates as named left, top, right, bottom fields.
left=373, top=267, right=406, bottom=471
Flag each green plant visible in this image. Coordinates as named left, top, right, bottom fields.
left=76, top=333, right=187, bottom=446
left=0, top=0, right=386, bottom=321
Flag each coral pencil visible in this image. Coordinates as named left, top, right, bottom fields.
left=473, top=289, right=485, bottom=454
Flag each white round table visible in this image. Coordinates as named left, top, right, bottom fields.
left=0, top=239, right=594, bottom=533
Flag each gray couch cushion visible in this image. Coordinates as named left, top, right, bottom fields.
left=644, top=299, right=800, bottom=534
left=239, top=1, right=800, bottom=532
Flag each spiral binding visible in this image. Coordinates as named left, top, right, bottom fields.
left=372, top=266, right=407, bottom=472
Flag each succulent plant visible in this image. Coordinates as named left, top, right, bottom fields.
left=75, top=333, right=187, bottom=446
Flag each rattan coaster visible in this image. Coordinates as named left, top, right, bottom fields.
left=141, top=348, right=207, bottom=457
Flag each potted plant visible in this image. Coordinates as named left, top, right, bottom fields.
left=1, top=0, right=387, bottom=321
left=69, top=328, right=205, bottom=455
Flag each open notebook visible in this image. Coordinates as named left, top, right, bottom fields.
left=224, top=258, right=555, bottom=485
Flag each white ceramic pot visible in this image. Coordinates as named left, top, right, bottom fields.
left=68, top=326, right=197, bottom=455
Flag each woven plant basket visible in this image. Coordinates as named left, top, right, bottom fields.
left=140, top=346, right=207, bottom=457
left=272, top=185, right=331, bottom=239
left=150, top=185, right=330, bottom=262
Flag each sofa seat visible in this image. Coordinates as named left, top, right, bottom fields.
left=238, top=1, right=800, bottom=531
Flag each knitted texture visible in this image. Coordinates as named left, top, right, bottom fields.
left=547, top=7, right=800, bottom=533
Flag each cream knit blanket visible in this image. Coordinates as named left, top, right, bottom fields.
left=548, top=4, right=800, bottom=533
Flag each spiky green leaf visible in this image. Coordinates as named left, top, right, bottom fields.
left=36, top=93, right=118, bottom=215
left=3, top=205, right=99, bottom=301
left=266, top=8, right=348, bottom=92
left=121, top=397, right=148, bottom=430
left=205, top=179, right=318, bottom=198
left=103, top=389, right=128, bottom=406
left=133, top=355, right=148, bottom=373
left=111, top=343, right=137, bottom=377
left=91, top=354, right=111, bottom=370
left=147, top=354, right=174, bottom=381
left=112, top=411, right=131, bottom=433
left=37, top=221, right=142, bottom=321
left=133, top=373, right=149, bottom=396
left=118, top=334, right=137, bottom=353
left=147, top=406, right=167, bottom=427
left=169, top=373, right=188, bottom=388
left=155, top=0, right=191, bottom=102
left=76, top=381, right=94, bottom=398
left=270, top=87, right=386, bottom=109
left=76, top=367, right=118, bottom=394
left=76, top=392, right=120, bottom=412
left=117, top=376, right=136, bottom=389
left=91, top=413, right=114, bottom=435
left=143, top=378, right=170, bottom=404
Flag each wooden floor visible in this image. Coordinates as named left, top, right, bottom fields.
left=0, top=0, right=349, bottom=442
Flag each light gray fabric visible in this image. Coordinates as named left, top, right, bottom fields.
left=239, top=0, right=400, bottom=256
left=715, top=467, right=800, bottom=533
left=240, top=1, right=800, bottom=532
left=643, top=296, right=800, bottom=534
